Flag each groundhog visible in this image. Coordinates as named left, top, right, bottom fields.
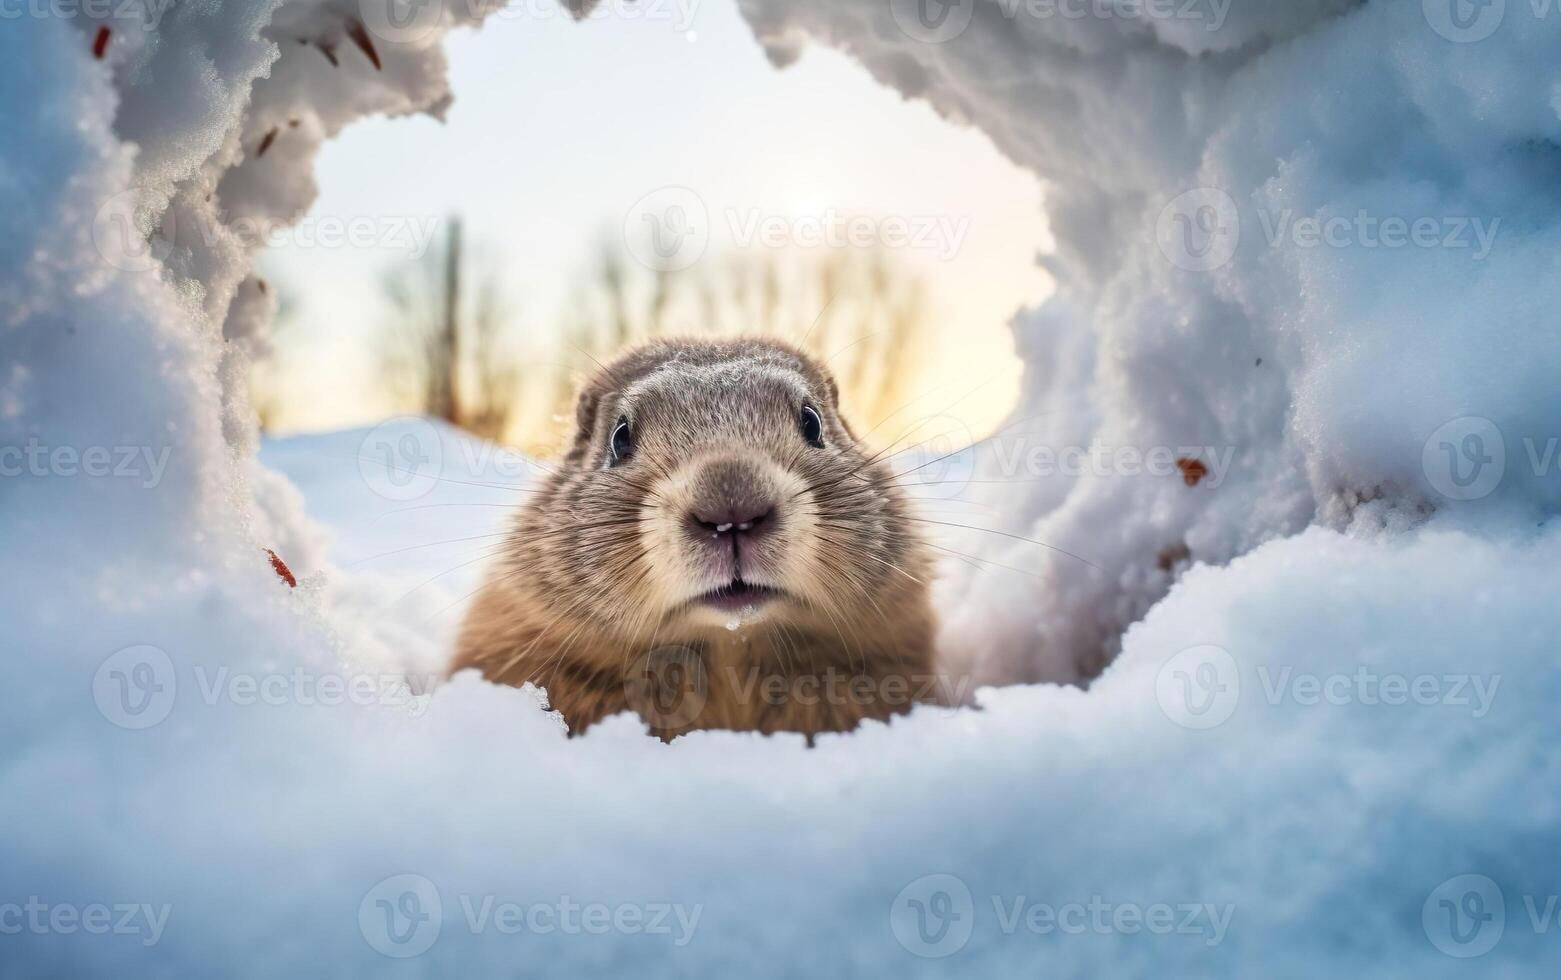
left=450, top=338, right=940, bottom=740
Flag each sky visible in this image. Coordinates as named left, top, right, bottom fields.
left=260, top=0, right=1053, bottom=443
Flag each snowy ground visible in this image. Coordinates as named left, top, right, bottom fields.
left=5, top=0, right=1561, bottom=975
left=12, top=417, right=1561, bottom=976
left=258, top=419, right=539, bottom=680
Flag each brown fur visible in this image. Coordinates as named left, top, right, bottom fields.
left=450, top=338, right=940, bottom=740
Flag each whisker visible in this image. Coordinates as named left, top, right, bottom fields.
left=923, top=541, right=1051, bottom=582
left=570, top=343, right=629, bottom=391
left=368, top=502, right=527, bottom=525
left=907, top=517, right=1100, bottom=570
left=797, top=287, right=841, bottom=350
left=880, top=411, right=1059, bottom=470
left=345, top=532, right=514, bottom=566
left=823, top=331, right=884, bottom=367
left=376, top=546, right=512, bottom=613
left=331, top=453, right=544, bottom=494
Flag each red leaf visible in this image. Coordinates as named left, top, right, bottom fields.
left=345, top=18, right=383, bottom=71
left=266, top=549, right=298, bottom=588
left=1176, top=458, right=1209, bottom=488
left=256, top=127, right=279, bottom=158
left=92, top=26, right=111, bottom=60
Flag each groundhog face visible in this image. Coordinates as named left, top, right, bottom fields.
left=541, top=339, right=922, bottom=642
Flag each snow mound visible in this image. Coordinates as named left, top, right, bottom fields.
left=740, top=0, right=1561, bottom=682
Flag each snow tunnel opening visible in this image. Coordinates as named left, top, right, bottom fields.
left=249, top=0, right=1058, bottom=733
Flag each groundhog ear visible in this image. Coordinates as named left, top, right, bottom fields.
left=568, top=382, right=607, bottom=461
left=574, top=385, right=599, bottom=436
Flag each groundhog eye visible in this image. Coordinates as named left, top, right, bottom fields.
left=800, top=404, right=825, bottom=449
left=609, top=417, right=634, bottom=465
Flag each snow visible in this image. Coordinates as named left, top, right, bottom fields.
left=739, top=0, right=1561, bottom=683
left=257, top=418, right=542, bottom=681
left=3, top=0, right=1560, bottom=976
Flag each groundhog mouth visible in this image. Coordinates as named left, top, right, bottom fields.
left=696, top=579, right=784, bottom=612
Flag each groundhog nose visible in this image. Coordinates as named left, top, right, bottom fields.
left=690, top=503, right=775, bottom=536
left=685, top=459, right=779, bottom=540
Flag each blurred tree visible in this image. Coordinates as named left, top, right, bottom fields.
left=250, top=275, right=299, bottom=434
left=534, top=241, right=932, bottom=453
left=379, top=216, right=522, bottom=442
left=361, top=223, right=932, bottom=455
